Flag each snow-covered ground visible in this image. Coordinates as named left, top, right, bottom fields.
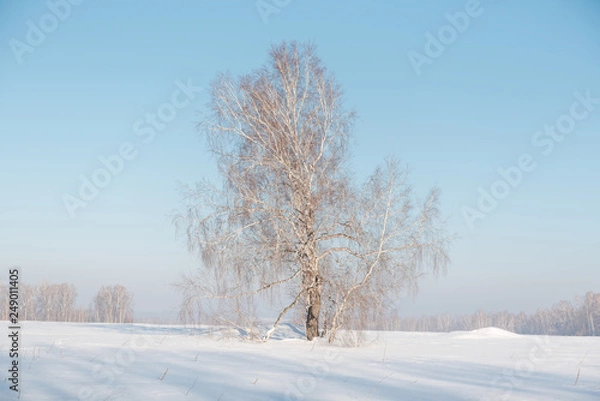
left=1, top=322, right=599, bottom=400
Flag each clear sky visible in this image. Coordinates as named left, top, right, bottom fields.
left=1, top=0, right=599, bottom=320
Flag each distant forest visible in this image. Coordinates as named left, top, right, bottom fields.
left=0, top=281, right=133, bottom=323
left=383, top=291, right=600, bottom=336
left=1, top=280, right=597, bottom=337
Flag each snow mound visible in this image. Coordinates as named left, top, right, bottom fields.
left=471, top=327, right=520, bottom=338
left=449, top=327, right=520, bottom=339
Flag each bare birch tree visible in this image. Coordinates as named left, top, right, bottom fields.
left=583, top=291, right=600, bottom=336
left=19, top=284, right=36, bottom=321
left=93, top=285, right=134, bottom=323
left=174, top=41, right=450, bottom=342
left=35, top=280, right=55, bottom=321
left=34, top=282, right=77, bottom=321
left=0, top=282, right=6, bottom=321
left=56, top=283, right=77, bottom=321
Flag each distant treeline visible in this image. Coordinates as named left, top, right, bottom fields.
left=0, top=281, right=134, bottom=323
left=383, top=291, right=600, bottom=336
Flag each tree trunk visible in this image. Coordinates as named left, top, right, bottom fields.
left=294, top=184, right=320, bottom=340
left=305, top=274, right=321, bottom=340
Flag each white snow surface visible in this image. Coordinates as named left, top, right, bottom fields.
left=1, top=322, right=599, bottom=400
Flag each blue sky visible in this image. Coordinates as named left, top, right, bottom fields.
left=1, top=0, right=599, bottom=319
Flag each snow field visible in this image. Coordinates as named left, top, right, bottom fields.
left=1, top=322, right=599, bottom=400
